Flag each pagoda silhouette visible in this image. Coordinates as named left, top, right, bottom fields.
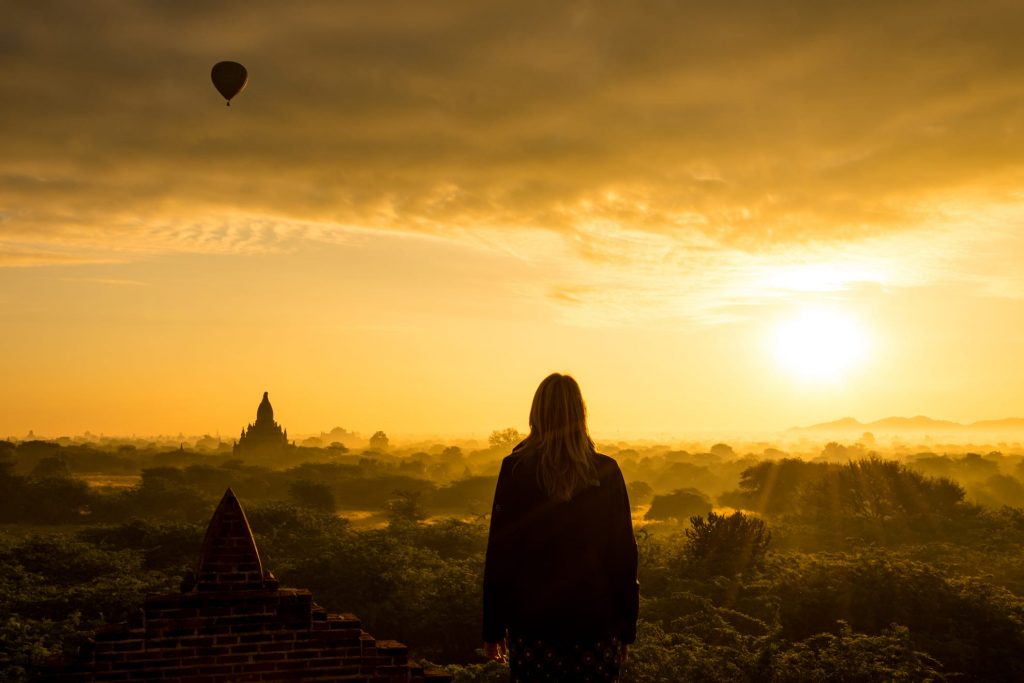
left=233, top=391, right=291, bottom=459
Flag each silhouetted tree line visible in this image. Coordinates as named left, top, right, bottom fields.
left=0, top=443, right=503, bottom=525
left=715, top=456, right=1021, bottom=550
left=1, top=439, right=1024, bottom=681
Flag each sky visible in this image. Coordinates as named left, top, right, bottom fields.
left=3, top=0, right=1024, bottom=440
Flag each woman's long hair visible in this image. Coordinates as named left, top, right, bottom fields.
left=516, top=373, right=597, bottom=502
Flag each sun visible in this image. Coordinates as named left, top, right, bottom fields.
left=773, top=307, right=869, bottom=382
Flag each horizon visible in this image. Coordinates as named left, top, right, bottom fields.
left=4, top=2, right=1024, bottom=440
left=10, top=402, right=1024, bottom=449
left=7, top=389, right=1024, bottom=445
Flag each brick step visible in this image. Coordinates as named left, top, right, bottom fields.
left=423, top=668, right=455, bottom=683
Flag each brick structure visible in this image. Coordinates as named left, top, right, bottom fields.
left=50, top=489, right=452, bottom=682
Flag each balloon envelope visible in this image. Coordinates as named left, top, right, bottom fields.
left=211, top=61, right=248, bottom=103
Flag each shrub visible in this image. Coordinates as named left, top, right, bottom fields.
left=684, top=512, right=771, bottom=577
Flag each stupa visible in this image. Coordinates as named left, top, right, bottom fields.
left=233, top=391, right=289, bottom=458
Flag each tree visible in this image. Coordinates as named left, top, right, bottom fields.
left=771, top=555, right=1024, bottom=680
left=386, top=490, right=427, bottom=525
left=30, top=456, right=70, bottom=480
left=432, top=476, right=497, bottom=514
left=18, top=476, right=93, bottom=524
left=771, top=622, right=947, bottom=682
left=627, top=481, right=654, bottom=506
left=0, top=453, right=24, bottom=522
left=709, top=443, right=735, bottom=459
left=800, top=457, right=965, bottom=523
left=819, top=441, right=864, bottom=462
left=369, top=431, right=390, bottom=451
left=684, top=511, right=771, bottom=577
left=718, top=459, right=826, bottom=514
left=645, top=488, right=712, bottom=521
left=288, top=480, right=337, bottom=513
left=488, top=428, right=522, bottom=451
left=440, top=446, right=463, bottom=461
left=970, top=473, right=1024, bottom=508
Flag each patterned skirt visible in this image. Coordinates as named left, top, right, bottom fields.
left=508, top=633, right=622, bottom=683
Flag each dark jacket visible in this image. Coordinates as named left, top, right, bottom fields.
left=481, top=448, right=639, bottom=644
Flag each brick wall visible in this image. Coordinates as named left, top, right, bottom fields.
left=49, top=489, right=452, bottom=683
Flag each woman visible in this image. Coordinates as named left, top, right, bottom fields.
left=482, top=373, right=639, bottom=682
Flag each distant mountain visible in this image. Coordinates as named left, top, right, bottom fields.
left=795, top=416, right=866, bottom=432
left=870, top=416, right=962, bottom=432
left=968, top=417, right=1024, bottom=430
left=791, top=415, right=1024, bottom=434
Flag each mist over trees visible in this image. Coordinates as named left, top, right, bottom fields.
left=644, top=488, right=712, bottom=521
left=1, top=434, right=1023, bottom=680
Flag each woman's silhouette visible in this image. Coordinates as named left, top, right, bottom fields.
left=482, top=373, right=639, bottom=682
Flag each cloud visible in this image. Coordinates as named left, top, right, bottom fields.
left=3, top=0, right=1024, bottom=318
left=0, top=250, right=118, bottom=268
left=58, top=277, right=151, bottom=287
left=518, top=209, right=1024, bottom=326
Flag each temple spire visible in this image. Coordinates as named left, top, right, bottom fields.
left=194, top=488, right=266, bottom=591
left=256, top=391, right=274, bottom=424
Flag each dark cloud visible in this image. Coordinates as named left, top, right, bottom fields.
left=3, top=0, right=1024, bottom=262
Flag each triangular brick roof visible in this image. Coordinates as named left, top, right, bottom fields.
left=194, top=488, right=266, bottom=591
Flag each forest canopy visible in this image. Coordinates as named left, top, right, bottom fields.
left=0, top=436, right=1022, bottom=681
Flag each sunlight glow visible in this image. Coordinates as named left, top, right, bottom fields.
left=760, top=263, right=886, bottom=293
left=773, top=308, right=869, bottom=382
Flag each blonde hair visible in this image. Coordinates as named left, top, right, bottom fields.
left=518, top=373, right=597, bottom=501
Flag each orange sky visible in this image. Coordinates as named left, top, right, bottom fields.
left=3, top=1, right=1024, bottom=439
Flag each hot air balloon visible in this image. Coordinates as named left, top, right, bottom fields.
left=211, top=61, right=248, bottom=106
